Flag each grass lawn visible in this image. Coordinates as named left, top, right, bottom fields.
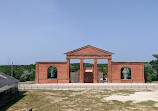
left=1, top=89, right=158, bottom=111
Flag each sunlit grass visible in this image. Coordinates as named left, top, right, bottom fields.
left=2, top=89, right=158, bottom=111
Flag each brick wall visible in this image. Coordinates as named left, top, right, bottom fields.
left=111, top=62, right=144, bottom=83
left=35, top=62, right=68, bottom=83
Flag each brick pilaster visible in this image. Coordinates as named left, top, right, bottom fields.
left=67, top=58, right=70, bottom=83
left=94, top=59, right=98, bottom=83
left=80, top=59, right=84, bottom=83
left=108, top=59, right=112, bottom=83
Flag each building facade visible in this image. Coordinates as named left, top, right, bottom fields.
left=35, top=45, right=144, bottom=83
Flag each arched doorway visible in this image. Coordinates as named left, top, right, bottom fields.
left=48, top=66, right=57, bottom=79
left=121, top=66, right=131, bottom=80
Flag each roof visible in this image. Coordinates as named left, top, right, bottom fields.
left=0, top=72, right=19, bottom=88
left=65, top=45, right=113, bottom=55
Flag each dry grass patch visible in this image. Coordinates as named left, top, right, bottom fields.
left=1, top=89, right=158, bottom=111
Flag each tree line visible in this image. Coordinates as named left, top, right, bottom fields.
left=144, top=60, right=158, bottom=82
left=0, top=64, right=35, bottom=82
left=0, top=60, right=157, bottom=82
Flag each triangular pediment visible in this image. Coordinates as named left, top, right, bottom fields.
left=65, top=45, right=113, bottom=55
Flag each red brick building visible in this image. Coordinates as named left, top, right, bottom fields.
left=35, top=45, right=144, bottom=83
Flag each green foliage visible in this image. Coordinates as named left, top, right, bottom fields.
left=70, top=63, right=108, bottom=74
left=146, top=73, right=152, bottom=82
left=144, top=62, right=158, bottom=82
left=97, top=64, right=108, bottom=75
left=150, top=60, right=158, bottom=72
left=83, top=63, right=94, bottom=67
left=145, top=62, right=157, bottom=81
left=70, top=63, right=80, bottom=72
left=20, top=69, right=35, bottom=82
left=0, top=59, right=157, bottom=83
left=0, top=65, right=11, bottom=76
left=0, top=64, right=35, bottom=82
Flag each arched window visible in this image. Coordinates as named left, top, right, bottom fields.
left=48, top=66, right=57, bottom=79
left=121, top=66, right=131, bottom=80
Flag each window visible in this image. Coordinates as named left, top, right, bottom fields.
left=121, top=66, right=131, bottom=80
left=48, top=66, right=57, bottom=79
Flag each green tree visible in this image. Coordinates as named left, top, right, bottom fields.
left=70, top=63, right=80, bottom=72
left=144, top=62, right=157, bottom=82
left=20, top=69, right=35, bottom=82
left=147, top=73, right=152, bottom=82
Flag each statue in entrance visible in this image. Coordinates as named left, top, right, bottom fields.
left=122, top=67, right=130, bottom=80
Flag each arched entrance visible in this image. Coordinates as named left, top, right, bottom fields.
left=48, top=66, right=57, bottom=79
left=121, top=66, right=131, bottom=80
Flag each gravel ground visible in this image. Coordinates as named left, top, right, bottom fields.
left=104, top=90, right=158, bottom=103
